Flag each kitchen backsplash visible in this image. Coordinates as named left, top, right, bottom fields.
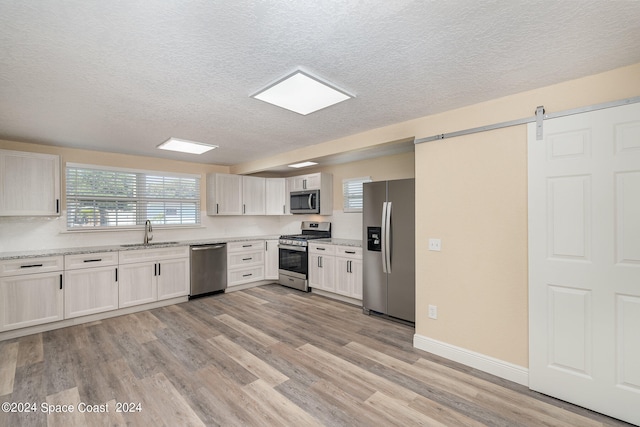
left=0, top=210, right=363, bottom=253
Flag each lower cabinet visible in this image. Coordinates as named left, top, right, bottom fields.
left=0, top=256, right=64, bottom=332
left=64, top=252, right=118, bottom=319
left=309, top=244, right=362, bottom=300
left=227, top=240, right=265, bottom=287
left=118, top=247, right=189, bottom=308
left=335, top=253, right=363, bottom=300
left=264, top=239, right=279, bottom=280
left=309, top=243, right=336, bottom=292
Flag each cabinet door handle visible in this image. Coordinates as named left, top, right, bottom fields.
left=348, top=260, right=352, bottom=273
left=20, top=263, right=43, bottom=269
left=154, top=263, right=157, bottom=276
left=158, top=263, right=161, bottom=276
left=56, top=199, right=60, bottom=214
left=243, top=204, right=246, bottom=214
left=83, top=258, right=102, bottom=263
left=59, top=274, right=63, bottom=290
left=216, top=203, right=219, bottom=214
left=115, top=268, right=118, bottom=282
left=283, top=205, right=285, bottom=214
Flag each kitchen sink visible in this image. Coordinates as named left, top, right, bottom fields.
left=120, top=241, right=180, bottom=248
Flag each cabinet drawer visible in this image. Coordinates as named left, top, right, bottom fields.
left=227, top=240, right=263, bottom=252
left=309, top=243, right=336, bottom=255
left=64, top=251, right=118, bottom=270
left=228, top=266, right=264, bottom=287
left=118, top=246, right=189, bottom=264
left=336, top=247, right=362, bottom=259
left=0, top=256, right=64, bottom=277
left=228, top=250, right=264, bottom=268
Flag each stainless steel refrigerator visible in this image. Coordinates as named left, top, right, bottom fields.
left=363, top=178, right=415, bottom=323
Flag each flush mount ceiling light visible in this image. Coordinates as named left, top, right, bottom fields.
left=250, top=69, right=353, bottom=115
left=288, top=161, right=318, bottom=168
left=157, top=138, right=218, bottom=155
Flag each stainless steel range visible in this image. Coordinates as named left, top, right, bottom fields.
left=278, top=221, right=331, bottom=292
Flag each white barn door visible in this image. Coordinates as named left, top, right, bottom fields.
left=528, top=102, right=640, bottom=425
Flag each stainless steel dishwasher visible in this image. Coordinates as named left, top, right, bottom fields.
left=190, top=243, right=227, bottom=298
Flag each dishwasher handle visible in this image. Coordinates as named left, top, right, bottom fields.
left=191, top=244, right=226, bottom=251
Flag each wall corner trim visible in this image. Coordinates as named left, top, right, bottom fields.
left=413, top=333, right=529, bottom=386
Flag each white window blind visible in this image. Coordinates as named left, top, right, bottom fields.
left=343, top=176, right=371, bottom=213
left=66, top=164, right=200, bottom=229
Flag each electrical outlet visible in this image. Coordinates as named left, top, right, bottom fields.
left=428, top=305, right=438, bottom=319
left=428, top=238, right=441, bottom=251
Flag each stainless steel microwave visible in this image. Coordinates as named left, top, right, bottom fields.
left=290, top=190, right=320, bottom=214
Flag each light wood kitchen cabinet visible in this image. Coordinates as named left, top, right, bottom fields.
left=0, top=149, right=60, bottom=216
left=288, top=172, right=327, bottom=191
left=264, top=239, right=279, bottom=280
left=0, top=256, right=64, bottom=332
left=207, top=173, right=243, bottom=215
left=242, top=176, right=266, bottom=215
left=308, top=244, right=362, bottom=300
left=118, top=246, right=189, bottom=308
left=64, top=252, right=118, bottom=319
left=334, top=247, right=363, bottom=300
left=207, top=173, right=273, bottom=216
left=265, top=178, right=286, bottom=215
left=309, top=243, right=336, bottom=293
left=227, top=240, right=264, bottom=287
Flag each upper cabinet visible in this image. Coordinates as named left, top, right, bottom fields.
left=0, top=149, right=60, bottom=216
left=265, top=178, right=286, bottom=215
left=207, top=173, right=243, bottom=215
left=288, top=172, right=328, bottom=191
left=207, top=173, right=283, bottom=216
left=242, top=176, right=266, bottom=215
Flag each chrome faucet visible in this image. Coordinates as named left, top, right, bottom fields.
left=144, top=219, right=153, bottom=244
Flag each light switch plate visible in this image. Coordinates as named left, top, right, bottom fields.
left=428, top=304, right=438, bottom=319
left=428, top=238, right=441, bottom=251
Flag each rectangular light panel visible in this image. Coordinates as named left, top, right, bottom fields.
left=251, top=69, right=352, bottom=115
left=157, top=138, right=218, bottom=155
left=288, top=161, right=318, bottom=168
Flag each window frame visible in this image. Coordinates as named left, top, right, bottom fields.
left=342, top=176, right=372, bottom=213
left=65, top=163, right=201, bottom=230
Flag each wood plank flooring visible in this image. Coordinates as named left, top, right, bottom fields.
left=0, top=284, right=633, bottom=426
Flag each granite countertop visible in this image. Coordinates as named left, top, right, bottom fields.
left=313, top=238, right=362, bottom=248
left=0, top=235, right=281, bottom=261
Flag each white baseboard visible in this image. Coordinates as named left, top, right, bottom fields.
left=413, top=333, right=529, bottom=386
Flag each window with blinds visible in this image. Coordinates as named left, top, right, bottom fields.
left=342, top=176, right=371, bottom=213
left=66, top=164, right=200, bottom=229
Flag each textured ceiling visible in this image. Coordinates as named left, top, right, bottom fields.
left=1, top=1, right=639, bottom=169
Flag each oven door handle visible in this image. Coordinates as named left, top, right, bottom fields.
left=278, top=244, right=307, bottom=252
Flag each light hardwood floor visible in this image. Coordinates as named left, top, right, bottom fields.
left=0, top=284, right=633, bottom=426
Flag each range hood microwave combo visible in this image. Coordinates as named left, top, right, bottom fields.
left=290, top=189, right=320, bottom=214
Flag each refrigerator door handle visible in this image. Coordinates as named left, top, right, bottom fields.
left=385, top=201, right=392, bottom=273
left=381, top=202, right=387, bottom=273
left=381, top=202, right=388, bottom=273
